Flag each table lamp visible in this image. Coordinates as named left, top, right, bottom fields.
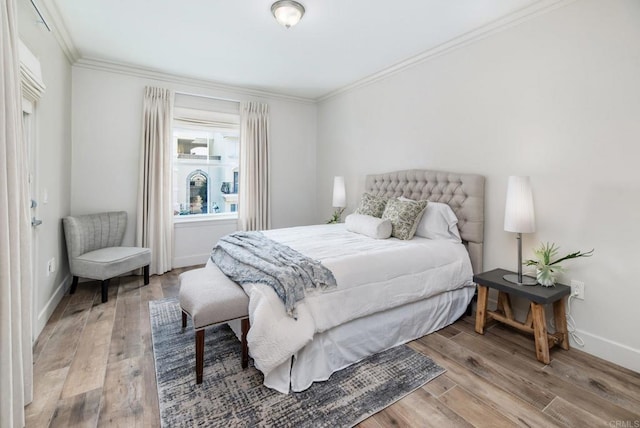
left=503, top=176, right=537, bottom=285
left=329, top=176, right=346, bottom=223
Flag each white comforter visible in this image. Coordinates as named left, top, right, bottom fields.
left=212, top=223, right=473, bottom=388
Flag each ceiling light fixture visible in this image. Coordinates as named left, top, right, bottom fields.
left=271, top=0, right=305, bottom=28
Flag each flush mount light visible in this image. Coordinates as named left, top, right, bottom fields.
left=271, top=0, right=305, bottom=28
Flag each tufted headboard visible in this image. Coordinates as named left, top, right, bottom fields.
left=364, top=169, right=485, bottom=273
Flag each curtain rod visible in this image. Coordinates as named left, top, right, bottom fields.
left=174, top=91, right=240, bottom=104
left=30, top=0, right=51, bottom=32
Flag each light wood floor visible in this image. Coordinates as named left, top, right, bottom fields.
left=27, top=267, right=640, bottom=427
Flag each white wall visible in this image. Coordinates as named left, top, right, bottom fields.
left=18, top=0, right=73, bottom=339
left=71, top=66, right=318, bottom=267
left=173, top=218, right=237, bottom=268
left=316, top=0, right=640, bottom=372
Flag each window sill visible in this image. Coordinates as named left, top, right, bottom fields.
left=173, top=213, right=238, bottom=225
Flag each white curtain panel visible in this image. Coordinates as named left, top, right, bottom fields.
left=239, top=101, right=271, bottom=231
left=1, top=0, right=34, bottom=425
left=136, top=86, right=174, bottom=275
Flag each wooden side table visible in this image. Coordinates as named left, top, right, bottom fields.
left=473, top=268, right=571, bottom=364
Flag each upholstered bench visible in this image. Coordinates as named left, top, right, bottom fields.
left=178, top=266, right=250, bottom=384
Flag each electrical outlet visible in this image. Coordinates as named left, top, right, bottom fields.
left=47, top=257, right=56, bottom=276
left=570, top=279, right=585, bottom=300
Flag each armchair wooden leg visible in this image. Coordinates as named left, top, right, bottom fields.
left=70, top=276, right=79, bottom=295
left=143, top=265, right=150, bottom=285
left=196, top=329, right=205, bottom=384
left=241, top=318, right=250, bottom=369
left=182, top=311, right=187, bottom=329
left=101, top=279, right=110, bottom=303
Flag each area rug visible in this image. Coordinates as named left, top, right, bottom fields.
left=150, top=297, right=445, bottom=427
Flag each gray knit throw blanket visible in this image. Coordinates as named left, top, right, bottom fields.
left=210, top=231, right=337, bottom=318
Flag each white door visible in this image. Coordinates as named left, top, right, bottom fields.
left=23, top=98, right=39, bottom=342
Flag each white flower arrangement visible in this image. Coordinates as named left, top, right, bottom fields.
left=524, top=242, right=593, bottom=287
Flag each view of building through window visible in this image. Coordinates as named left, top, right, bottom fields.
left=173, top=124, right=239, bottom=217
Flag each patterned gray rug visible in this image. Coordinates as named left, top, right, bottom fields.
left=150, top=297, right=445, bottom=428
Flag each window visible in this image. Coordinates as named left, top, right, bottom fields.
left=173, top=111, right=240, bottom=218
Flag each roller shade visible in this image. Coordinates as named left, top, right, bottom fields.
left=19, top=39, right=45, bottom=102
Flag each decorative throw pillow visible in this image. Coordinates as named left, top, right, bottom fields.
left=354, top=193, right=388, bottom=218
left=345, top=213, right=392, bottom=239
left=382, top=198, right=428, bottom=240
left=399, top=197, right=461, bottom=243
left=416, top=202, right=462, bottom=242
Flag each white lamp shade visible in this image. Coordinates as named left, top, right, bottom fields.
left=332, top=176, right=346, bottom=208
left=504, top=176, right=535, bottom=233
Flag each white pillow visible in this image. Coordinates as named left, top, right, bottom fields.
left=345, top=213, right=392, bottom=239
left=398, top=198, right=461, bottom=242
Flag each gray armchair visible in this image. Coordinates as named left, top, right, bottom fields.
left=62, top=211, right=151, bottom=303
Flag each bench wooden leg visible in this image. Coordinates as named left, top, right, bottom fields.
left=497, top=291, right=514, bottom=320
left=241, top=318, right=250, bottom=369
left=475, top=285, right=489, bottom=334
left=182, top=311, right=187, bottom=329
left=531, top=302, right=550, bottom=364
left=143, top=265, right=150, bottom=285
left=195, top=329, right=204, bottom=384
left=553, top=297, right=570, bottom=351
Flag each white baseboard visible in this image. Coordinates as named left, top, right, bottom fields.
left=173, top=253, right=210, bottom=269
left=34, top=273, right=70, bottom=341
left=573, top=329, right=640, bottom=374
left=483, top=296, right=639, bottom=373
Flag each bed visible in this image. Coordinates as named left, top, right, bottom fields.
left=220, top=169, right=485, bottom=393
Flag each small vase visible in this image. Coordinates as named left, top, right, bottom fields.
left=536, top=265, right=556, bottom=287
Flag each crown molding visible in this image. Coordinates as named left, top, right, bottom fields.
left=37, top=0, right=80, bottom=63
left=35, top=0, right=313, bottom=103
left=73, top=57, right=316, bottom=104
left=318, top=0, right=576, bottom=102
left=34, top=0, right=574, bottom=104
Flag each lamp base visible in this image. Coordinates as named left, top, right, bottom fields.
left=503, top=273, right=538, bottom=286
